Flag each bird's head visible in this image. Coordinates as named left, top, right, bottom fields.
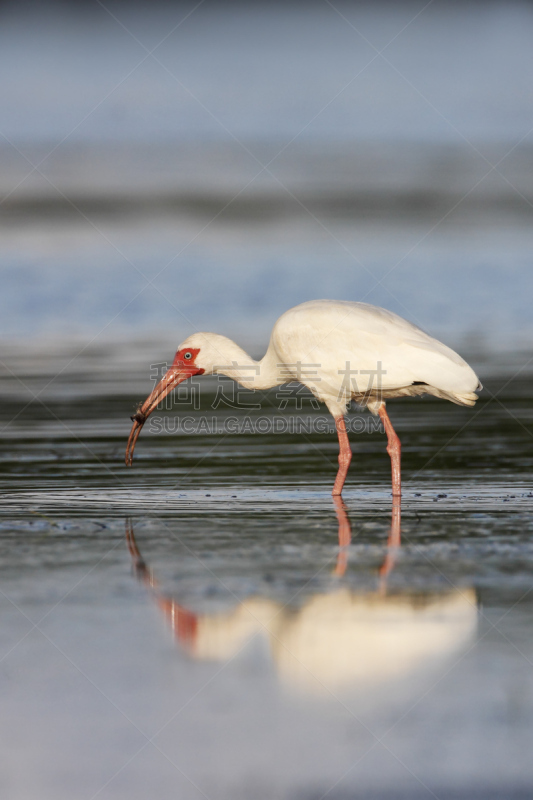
left=125, top=332, right=237, bottom=466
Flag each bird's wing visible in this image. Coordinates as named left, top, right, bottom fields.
left=272, top=300, right=479, bottom=396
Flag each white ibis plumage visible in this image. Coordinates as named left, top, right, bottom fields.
left=125, top=300, right=481, bottom=496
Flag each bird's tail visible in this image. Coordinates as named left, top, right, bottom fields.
left=441, top=390, right=480, bottom=407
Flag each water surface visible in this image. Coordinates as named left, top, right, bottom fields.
left=1, top=348, right=532, bottom=799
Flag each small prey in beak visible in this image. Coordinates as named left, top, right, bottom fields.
left=125, top=407, right=147, bottom=466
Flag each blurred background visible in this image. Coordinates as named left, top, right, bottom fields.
left=1, top=0, right=533, bottom=363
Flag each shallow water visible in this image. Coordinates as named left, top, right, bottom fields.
left=1, top=349, right=532, bottom=799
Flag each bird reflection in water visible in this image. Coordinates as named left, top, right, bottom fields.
left=125, top=503, right=476, bottom=694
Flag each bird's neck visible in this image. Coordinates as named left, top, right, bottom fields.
left=214, top=340, right=283, bottom=390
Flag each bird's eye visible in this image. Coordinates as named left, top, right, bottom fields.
left=184, top=351, right=192, bottom=360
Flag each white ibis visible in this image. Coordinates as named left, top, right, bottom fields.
left=125, top=300, right=481, bottom=496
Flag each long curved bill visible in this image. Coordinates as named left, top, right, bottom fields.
left=125, top=366, right=193, bottom=466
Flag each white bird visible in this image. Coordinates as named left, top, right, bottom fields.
left=125, top=300, right=482, bottom=496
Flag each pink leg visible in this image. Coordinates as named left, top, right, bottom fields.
left=332, top=495, right=352, bottom=576
left=378, top=405, right=401, bottom=497
left=378, top=500, right=401, bottom=593
left=332, top=416, right=352, bottom=496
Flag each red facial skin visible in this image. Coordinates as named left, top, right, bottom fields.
left=125, top=347, right=204, bottom=466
